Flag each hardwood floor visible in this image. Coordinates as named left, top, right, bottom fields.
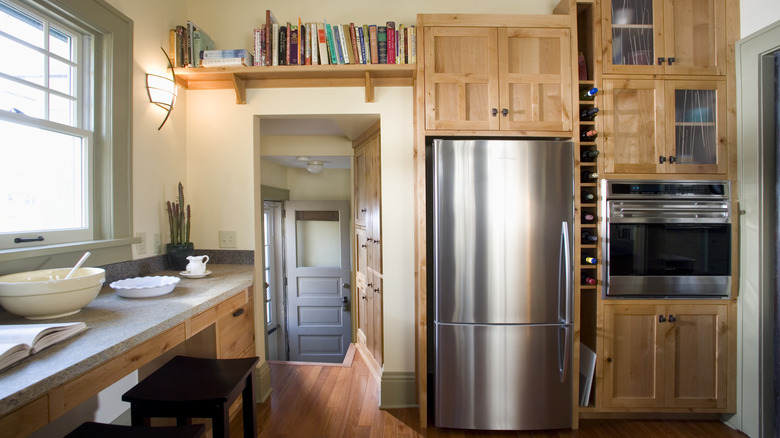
left=231, top=348, right=747, bottom=438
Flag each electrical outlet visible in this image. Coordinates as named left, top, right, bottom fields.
left=153, top=233, right=161, bottom=254
left=219, top=230, right=237, bottom=248
left=135, top=232, right=147, bottom=255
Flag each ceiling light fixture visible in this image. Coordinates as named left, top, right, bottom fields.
left=306, top=160, right=324, bottom=174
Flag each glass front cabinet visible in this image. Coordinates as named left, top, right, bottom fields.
left=602, top=0, right=726, bottom=76
left=603, top=78, right=726, bottom=174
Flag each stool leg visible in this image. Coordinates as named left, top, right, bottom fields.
left=242, top=373, right=257, bottom=438
left=212, top=404, right=230, bottom=438
left=130, top=404, right=144, bottom=427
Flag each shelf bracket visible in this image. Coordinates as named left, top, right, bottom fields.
left=231, top=74, right=246, bottom=105
left=364, top=71, right=374, bottom=103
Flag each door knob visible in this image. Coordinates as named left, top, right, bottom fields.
left=343, top=283, right=350, bottom=289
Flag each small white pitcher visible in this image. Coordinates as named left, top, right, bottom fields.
left=185, top=255, right=209, bottom=274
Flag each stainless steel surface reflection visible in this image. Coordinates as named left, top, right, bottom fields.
left=432, top=139, right=574, bottom=430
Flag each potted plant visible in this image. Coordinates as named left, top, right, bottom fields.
left=165, top=182, right=194, bottom=270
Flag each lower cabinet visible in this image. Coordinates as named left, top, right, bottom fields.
left=602, top=302, right=730, bottom=410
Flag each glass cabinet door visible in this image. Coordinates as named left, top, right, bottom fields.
left=665, top=80, right=726, bottom=173
left=604, top=0, right=664, bottom=74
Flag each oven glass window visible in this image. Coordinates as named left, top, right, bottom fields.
left=609, top=224, right=730, bottom=276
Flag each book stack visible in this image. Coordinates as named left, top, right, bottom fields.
left=251, top=10, right=416, bottom=67
left=168, top=21, right=215, bottom=68
left=201, top=49, right=254, bottom=67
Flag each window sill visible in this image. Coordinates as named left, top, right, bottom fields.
left=0, top=238, right=139, bottom=275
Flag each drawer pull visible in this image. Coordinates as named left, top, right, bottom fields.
left=232, top=308, right=245, bottom=318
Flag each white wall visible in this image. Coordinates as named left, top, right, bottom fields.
left=740, top=0, right=780, bottom=37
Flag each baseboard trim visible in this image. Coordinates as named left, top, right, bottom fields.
left=380, top=371, right=418, bottom=409
left=255, top=360, right=272, bottom=403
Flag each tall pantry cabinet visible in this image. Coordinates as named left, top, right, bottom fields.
left=353, top=122, right=383, bottom=370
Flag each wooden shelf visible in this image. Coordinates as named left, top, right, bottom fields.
left=173, top=64, right=416, bottom=104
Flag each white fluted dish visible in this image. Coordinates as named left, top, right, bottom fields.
left=110, top=276, right=180, bottom=298
left=0, top=268, right=105, bottom=319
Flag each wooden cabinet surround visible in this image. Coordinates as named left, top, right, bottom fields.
left=423, top=17, right=573, bottom=135
left=353, top=122, right=383, bottom=371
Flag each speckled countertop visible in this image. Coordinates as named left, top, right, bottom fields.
left=0, top=264, right=254, bottom=417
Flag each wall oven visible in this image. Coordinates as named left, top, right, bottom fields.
left=602, top=180, right=732, bottom=298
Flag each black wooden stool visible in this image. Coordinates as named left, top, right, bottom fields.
left=65, top=422, right=206, bottom=437
left=121, top=356, right=259, bottom=438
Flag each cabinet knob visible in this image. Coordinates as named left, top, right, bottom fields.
left=659, top=155, right=667, bottom=164
left=657, top=57, right=665, bottom=65
left=669, top=156, right=677, bottom=164
left=361, top=243, right=367, bottom=248
left=668, top=314, right=676, bottom=323
left=362, top=295, right=367, bottom=300
left=659, top=314, right=667, bottom=323
left=607, top=357, right=612, bottom=363
left=232, top=308, right=244, bottom=318
left=501, top=108, right=509, bottom=117
left=492, top=108, right=498, bottom=117
left=373, top=239, right=380, bottom=244
left=374, top=287, right=380, bottom=293
left=361, top=208, right=367, bottom=212
left=667, top=57, right=676, bottom=65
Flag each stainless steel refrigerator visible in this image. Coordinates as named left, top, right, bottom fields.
left=432, top=138, right=573, bottom=430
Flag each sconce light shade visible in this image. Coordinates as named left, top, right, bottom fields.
left=306, top=160, right=324, bottom=174
left=147, top=47, right=178, bottom=130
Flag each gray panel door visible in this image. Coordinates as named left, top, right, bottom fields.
left=284, top=200, right=351, bottom=363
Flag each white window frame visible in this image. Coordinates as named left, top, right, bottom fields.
left=0, top=0, right=133, bottom=273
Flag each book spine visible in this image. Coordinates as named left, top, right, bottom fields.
left=253, top=29, right=261, bottom=66
left=386, top=22, right=395, bottom=65
left=339, top=25, right=352, bottom=64
left=289, top=25, right=298, bottom=65
left=317, top=23, right=329, bottom=65
left=309, top=23, right=317, bottom=65
left=377, top=26, right=387, bottom=64
left=369, top=25, right=378, bottom=64
left=333, top=25, right=344, bottom=64
left=169, top=29, right=177, bottom=65
left=266, top=9, right=277, bottom=66
left=349, top=23, right=360, bottom=64
left=272, top=23, right=279, bottom=66
left=357, top=27, right=367, bottom=65
left=397, top=25, right=405, bottom=64
left=409, top=25, right=416, bottom=64
left=285, top=23, right=291, bottom=65
left=200, top=57, right=252, bottom=67
left=297, top=18, right=302, bottom=65
left=279, top=25, right=286, bottom=65
left=203, top=49, right=253, bottom=59
left=324, top=21, right=338, bottom=64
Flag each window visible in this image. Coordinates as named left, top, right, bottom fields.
left=0, top=0, right=132, bottom=268
left=0, top=0, right=93, bottom=248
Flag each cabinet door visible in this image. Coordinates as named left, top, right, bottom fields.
left=498, top=27, right=572, bottom=132
left=663, top=304, right=728, bottom=409
left=603, top=79, right=665, bottom=174
left=663, top=0, right=725, bottom=75
left=602, top=304, right=664, bottom=408
left=354, top=145, right=368, bottom=228
left=366, top=134, right=382, bottom=273
left=603, top=0, right=664, bottom=75
left=218, top=296, right=254, bottom=359
left=370, top=271, right=383, bottom=366
left=664, top=80, right=727, bottom=173
left=424, top=27, right=499, bottom=130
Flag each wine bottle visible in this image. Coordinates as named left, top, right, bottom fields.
left=583, top=256, right=598, bottom=265
left=581, top=230, right=598, bottom=243
left=581, top=191, right=596, bottom=202
left=580, top=129, right=598, bottom=142
left=582, top=212, right=596, bottom=222
left=580, top=107, right=599, bottom=121
left=581, top=274, right=597, bottom=285
left=581, top=149, right=600, bottom=162
left=581, top=170, right=598, bottom=182
left=579, top=87, right=598, bottom=101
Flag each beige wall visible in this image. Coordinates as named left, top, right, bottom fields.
left=740, top=0, right=780, bottom=37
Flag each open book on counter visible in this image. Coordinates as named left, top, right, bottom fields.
left=0, top=322, right=87, bottom=372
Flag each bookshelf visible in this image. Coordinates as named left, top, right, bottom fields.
left=173, top=63, right=415, bottom=104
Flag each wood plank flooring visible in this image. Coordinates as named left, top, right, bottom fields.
left=232, top=348, right=747, bottom=438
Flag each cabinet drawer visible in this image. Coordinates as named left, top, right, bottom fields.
left=187, top=290, right=248, bottom=338
left=218, top=300, right=254, bottom=359
left=0, top=395, right=48, bottom=438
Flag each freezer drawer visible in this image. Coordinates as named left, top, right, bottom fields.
left=435, top=323, right=572, bottom=430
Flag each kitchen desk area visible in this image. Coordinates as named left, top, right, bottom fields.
left=0, top=264, right=255, bottom=438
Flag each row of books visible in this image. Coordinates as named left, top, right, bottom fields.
left=169, top=21, right=215, bottom=68
left=251, top=11, right=416, bottom=67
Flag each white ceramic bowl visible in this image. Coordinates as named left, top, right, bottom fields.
left=110, top=276, right=180, bottom=298
left=0, top=268, right=105, bottom=319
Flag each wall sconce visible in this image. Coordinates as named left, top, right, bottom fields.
left=147, top=48, right=177, bottom=130
left=297, top=156, right=325, bottom=174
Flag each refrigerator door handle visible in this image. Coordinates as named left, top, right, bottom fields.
left=558, top=221, right=571, bottom=324
left=559, top=325, right=572, bottom=382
